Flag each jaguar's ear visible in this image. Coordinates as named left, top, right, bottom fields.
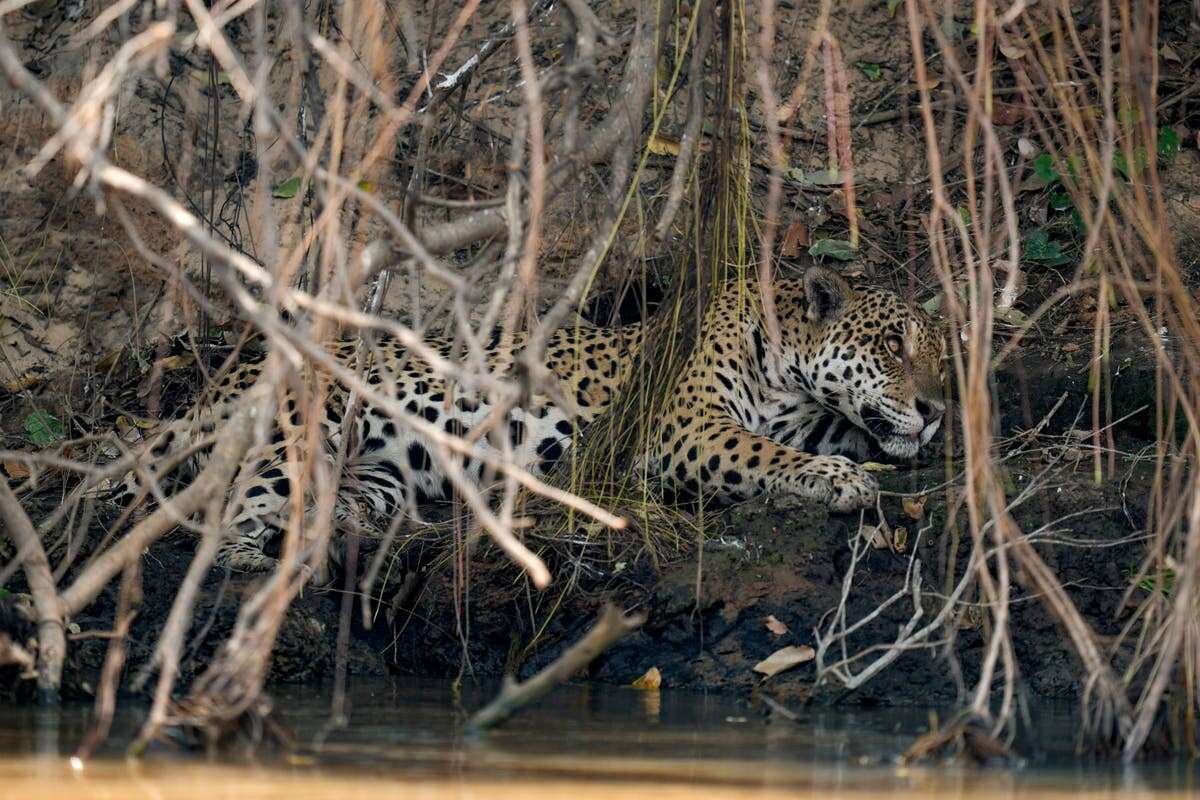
left=803, top=266, right=851, bottom=324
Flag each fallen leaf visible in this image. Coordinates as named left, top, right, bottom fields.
left=1061, top=342, right=1081, bottom=353
left=632, top=666, right=662, bottom=689
left=856, top=61, right=883, bottom=81
left=915, top=74, right=942, bottom=92
left=1160, top=43, right=1182, bottom=63
left=647, top=135, right=681, bottom=157
left=902, top=495, right=927, bottom=521
left=115, top=416, right=145, bottom=445
left=3, top=369, right=46, bottom=393
left=753, top=645, right=815, bottom=678
left=764, top=615, right=789, bottom=636
left=788, top=167, right=855, bottom=187
left=1017, top=137, right=1037, bottom=158
left=24, top=411, right=63, bottom=447
left=157, top=353, right=195, bottom=371
left=893, top=526, right=909, bottom=553
left=998, top=42, right=1025, bottom=59
left=2, top=460, right=30, bottom=479
left=273, top=176, right=302, bottom=198
left=995, top=306, right=1029, bottom=325
left=808, top=238, right=857, bottom=261
left=991, top=103, right=1025, bottom=126
left=861, top=461, right=897, bottom=472
left=864, top=523, right=892, bottom=550
left=780, top=221, right=809, bottom=257
left=94, top=348, right=124, bottom=370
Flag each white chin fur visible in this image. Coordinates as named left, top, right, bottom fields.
left=879, top=434, right=920, bottom=459
left=880, top=416, right=942, bottom=458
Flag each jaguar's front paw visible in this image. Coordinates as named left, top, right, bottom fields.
left=798, top=455, right=878, bottom=513
left=216, top=543, right=279, bottom=574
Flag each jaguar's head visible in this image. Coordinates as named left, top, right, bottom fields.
left=779, top=267, right=947, bottom=459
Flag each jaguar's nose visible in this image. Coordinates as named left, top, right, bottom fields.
left=915, top=398, right=945, bottom=426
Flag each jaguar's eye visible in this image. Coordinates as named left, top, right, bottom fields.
left=885, top=335, right=903, bottom=357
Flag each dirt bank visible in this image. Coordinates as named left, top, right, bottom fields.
left=388, top=453, right=1152, bottom=707
left=2, top=449, right=1153, bottom=709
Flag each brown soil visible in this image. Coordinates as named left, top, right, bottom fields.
left=381, top=451, right=1153, bottom=707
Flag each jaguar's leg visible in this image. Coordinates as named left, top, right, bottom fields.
left=215, top=448, right=296, bottom=572
left=649, top=410, right=878, bottom=512
left=106, top=416, right=201, bottom=512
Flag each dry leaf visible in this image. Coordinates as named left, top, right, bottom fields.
left=893, top=526, right=909, bottom=553
left=864, top=524, right=892, bottom=550
left=764, top=615, right=789, bottom=636
left=902, top=495, right=927, bottom=521
left=1017, top=137, right=1037, bottom=158
left=115, top=416, right=145, bottom=445
left=1061, top=342, right=1081, bottom=353
left=631, top=666, right=662, bottom=689
left=1160, top=43, right=1182, bottom=63
left=861, top=461, right=896, bottom=472
left=991, top=103, right=1026, bottom=126
left=2, top=460, right=30, bottom=479
left=780, top=222, right=810, bottom=258
left=753, top=645, right=815, bottom=678
left=915, top=74, right=942, bottom=91
left=3, top=370, right=46, bottom=393
left=998, top=42, right=1025, bottom=59
left=94, top=349, right=124, bottom=370
left=647, top=135, right=681, bottom=157
left=157, top=353, right=195, bottom=371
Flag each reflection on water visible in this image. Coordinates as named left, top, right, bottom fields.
left=1, top=678, right=1198, bottom=798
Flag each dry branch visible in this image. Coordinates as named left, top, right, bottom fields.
left=58, top=389, right=268, bottom=619
left=0, top=481, right=66, bottom=701
left=379, top=0, right=668, bottom=263
left=468, top=603, right=647, bottom=731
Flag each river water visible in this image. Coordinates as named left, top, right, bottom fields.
left=1, top=678, right=1197, bottom=798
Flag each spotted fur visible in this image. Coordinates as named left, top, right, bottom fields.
left=114, top=267, right=945, bottom=571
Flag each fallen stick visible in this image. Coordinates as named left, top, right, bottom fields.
left=467, top=603, right=647, bottom=732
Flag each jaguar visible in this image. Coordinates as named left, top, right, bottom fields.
left=114, top=266, right=946, bottom=571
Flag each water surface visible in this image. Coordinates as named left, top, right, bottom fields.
left=2, top=678, right=1197, bottom=798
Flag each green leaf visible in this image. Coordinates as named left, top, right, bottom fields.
left=1114, top=146, right=1148, bottom=180
left=1049, top=191, right=1072, bottom=212
left=1023, top=229, right=1071, bottom=266
left=886, top=0, right=902, bottom=16
left=1065, top=152, right=1082, bottom=182
left=808, top=238, right=857, bottom=261
left=1157, top=126, right=1180, bottom=162
left=0, top=586, right=9, bottom=598
left=921, top=292, right=944, bottom=316
left=24, top=410, right=64, bottom=447
left=1033, top=153, right=1058, bottom=184
left=1070, top=207, right=1086, bottom=235
left=856, top=62, right=883, bottom=81
left=1135, top=568, right=1176, bottom=597
left=272, top=176, right=302, bottom=199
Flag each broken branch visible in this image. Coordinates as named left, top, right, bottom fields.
left=468, top=603, right=647, bottom=731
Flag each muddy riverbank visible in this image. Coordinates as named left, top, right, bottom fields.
left=2, top=449, right=1154, bottom=712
